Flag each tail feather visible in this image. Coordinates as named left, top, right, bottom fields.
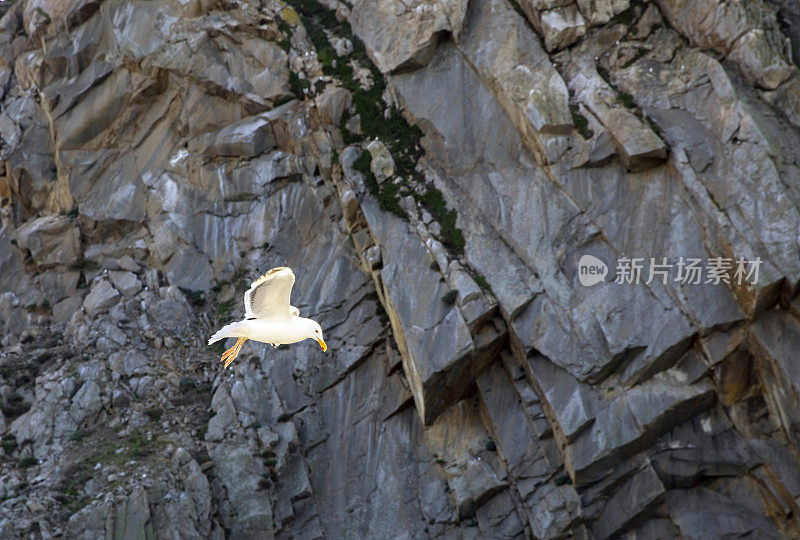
left=208, top=321, right=246, bottom=345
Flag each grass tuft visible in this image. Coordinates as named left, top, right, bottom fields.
left=570, top=104, right=594, bottom=139
left=70, top=429, right=93, bottom=442
left=420, top=188, right=465, bottom=252
left=472, top=273, right=492, bottom=292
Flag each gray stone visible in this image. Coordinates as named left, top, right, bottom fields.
left=565, top=369, right=715, bottom=483
left=83, top=279, right=120, bottom=317
left=0, top=225, right=35, bottom=306
left=566, top=67, right=666, bottom=171
left=210, top=443, right=274, bottom=538
left=35, top=270, right=79, bottom=305
left=112, top=487, right=153, bottom=540
left=315, top=85, right=352, bottom=126
left=477, top=363, right=581, bottom=537
left=576, top=0, right=629, bottom=25
left=65, top=151, right=148, bottom=223
left=69, top=380, right=103, bottom=424
left=53, top=296, right=83, bottom=324
left=108, top=271, right=142, bottom=298
left=361, top=198, right=474, bottom=425
left=365, top=139, right=394, bottom=183
left=350, top=0, right=467, bottom=73
left=590, top=464, right=665, bottom=538
left=3, top=0, right=800, bottom=536
left=526, top=353, right=597, bottom=443
left=459, top=0, right=573, bottom=143
left=665, top=488, right=781, bottom=538
left=645, top=108, right=714, bottom=172
left=165, top=248, right=214, bottom=292
left=206, top=386, right=238, bottom=441
left=109, top=350, right=153, bottom=379
left=655, top=0, right=794, bottom=90
left=750, top=310, right=800, bottom=440
left=15, top=215, right=81, bottom=268
left=188, top=114, right=276, bottom=159
left=539, top=5, right=587, bottom=52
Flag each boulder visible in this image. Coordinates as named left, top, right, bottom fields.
left=539, top=5, right=586, bottom=52
left=188, top=115, right=276, bottom=159
left=83, top=279, right=120, bottom=317
left=108, top=271, right=142, bottom=298
left=16, top=215, right=81, bottom=268
left=350, top=0, right=467, bottom=73
left=365, top=139, right=394, bottom=183
left=165, top=248, right=214, bottom=292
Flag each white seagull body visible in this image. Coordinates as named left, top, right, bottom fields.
left=208, top=267, right=327, bottom=368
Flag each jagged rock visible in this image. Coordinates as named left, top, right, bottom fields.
left=52, top=295, right=83, bottom=323
left=83, top=279, right=120, bottom=317
left=112, top=487, right=154, bottom=539
left=349, top=0, right=467, bottom=73
left=539, top=5, right=586, bottom=52
left=565, top=368, right=715, bottom=483
left=206, top=386, right=238, bottom=442
left=655, top=0, right=795, bottom=90
left=15, top=215, right=81, bottom=268
left=108, top=271, right=141, bottom=298
left=575, top=0, right=629, bottom=25
left=459, top=0, right=573, bottom=146
left=314, top=85, right=352, bottom=126
left=209, top=443, right=274, bottom=537
left=749, top=310, right=800, bottom=440
left=665, top=488, right=781, bottom=537
left=329, top=35, right=353, bottom=57
left=361, top=198, right=475, bottom=425
left=2, top=0, right=800, bottom=537
left=522, top=0, right=574, bottom=12
left=728, top=28, right=796, bottom=90
left=365, top=139, right=394, bottom=183
left=566, top=66, right=666, bottom=171
left=590, top=463, right=665, bottom=537
left=165, top=248, right=214, bottom=292
left=776, top=78, right=800, bottom=129
left=35, top=270, right=79, bottom=305
left=527, top=354, right=597, bottom=442
left=477, top=362, right=582, bottom=537
left=0, top=225, right=34, bottom=306
left=188, top=114, right=276, bottom=159
left=109, top=350, right=153, bottom=379
left=69, top=380, right=102, bottom=424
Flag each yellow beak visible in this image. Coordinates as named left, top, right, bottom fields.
left=317, top=338, right=327, bottom=352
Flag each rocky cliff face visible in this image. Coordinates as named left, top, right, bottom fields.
left=1, top=0, right=800, bottom=537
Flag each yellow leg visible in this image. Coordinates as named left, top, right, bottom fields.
left=226, top=338, right=246, bottom=368
left=220, top=337, right=247, bottom=369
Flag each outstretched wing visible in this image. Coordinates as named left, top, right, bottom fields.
left=243, top=267, right=295, bottom=320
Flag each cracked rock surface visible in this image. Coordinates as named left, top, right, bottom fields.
left=2, top=0, right=800, bottom=537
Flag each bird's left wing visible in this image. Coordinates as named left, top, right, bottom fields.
left=243, top=267, right=295, bottom=320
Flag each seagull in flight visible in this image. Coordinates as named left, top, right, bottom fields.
left=208, top=267, right=326, bottom=368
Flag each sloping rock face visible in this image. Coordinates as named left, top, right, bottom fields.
left=2, top=0, right=800, bottom=537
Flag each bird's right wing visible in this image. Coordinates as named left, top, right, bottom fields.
left=243, top=267, right=295, bottom=320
